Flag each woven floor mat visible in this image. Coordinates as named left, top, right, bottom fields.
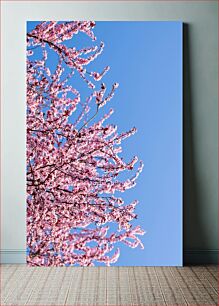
left=1, top=265, right=218, bottom=305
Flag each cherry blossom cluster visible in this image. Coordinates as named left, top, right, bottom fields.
left=26, top=21, right=145, bottom=266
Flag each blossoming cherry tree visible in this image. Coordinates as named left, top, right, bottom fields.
left=26, top=21, right=145, bottom=266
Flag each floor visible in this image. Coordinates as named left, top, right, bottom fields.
left=1, top=265, right=218, bottom=305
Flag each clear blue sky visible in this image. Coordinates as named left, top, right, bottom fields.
left=27, top=21, right=182, bottom=266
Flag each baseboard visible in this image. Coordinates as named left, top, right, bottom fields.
left=0, top=250, right=26, bottom=264
left=1, top=249, right=218, bottom=265
left=184, top=249, right=218, bottom=265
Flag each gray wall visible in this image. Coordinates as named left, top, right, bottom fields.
left=1, top=1, right=218, bottom=263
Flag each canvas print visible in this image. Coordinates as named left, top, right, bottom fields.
left=26, top=21, right=182, bottom=266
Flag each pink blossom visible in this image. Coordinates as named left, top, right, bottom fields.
left=26, top=21, right=145, bottom=267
